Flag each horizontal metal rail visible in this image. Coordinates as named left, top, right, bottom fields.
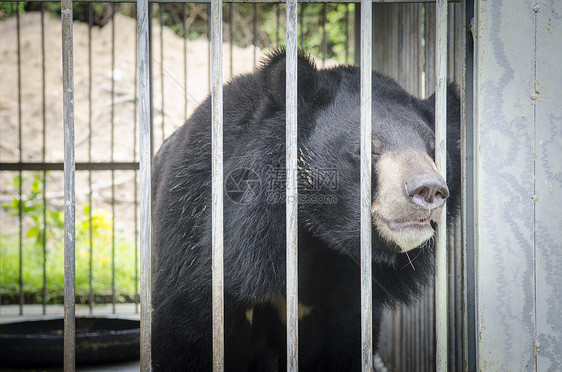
left=0, top=0, right=459, bottom=3
left=0, top=162, right=139, bottom=171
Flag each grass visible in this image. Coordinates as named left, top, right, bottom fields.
left=0, top=173, right=139, bottom=305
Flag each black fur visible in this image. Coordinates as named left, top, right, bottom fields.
left=151, top=49, right=461, bottom=371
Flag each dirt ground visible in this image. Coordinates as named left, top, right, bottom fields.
left=0, top=11, right=264, bottom=163
left=0, top=11, right=266, bottom=231
left=0, top=11, right=338, bottom=236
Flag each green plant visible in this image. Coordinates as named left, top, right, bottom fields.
left=0, top=2, right=25, bottom=18
left=0, top=173, right=138, bottom=304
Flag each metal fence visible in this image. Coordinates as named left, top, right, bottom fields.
left=2, top=0, right=560, bottom=371
left=1, top=1, right=453, bottom=371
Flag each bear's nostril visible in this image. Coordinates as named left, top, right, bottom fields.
left=416, top=187, right=428, bottom=199
left=405, top=174, right=449, bottom=209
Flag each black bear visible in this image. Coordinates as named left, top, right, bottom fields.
left=151, top=49, right=460, bottom=371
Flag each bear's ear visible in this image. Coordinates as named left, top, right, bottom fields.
left=260, top=47, right=318, bottom=107
left=415, top=83, right=461, bottom=153
left=414, top=82, right=461, bottom=133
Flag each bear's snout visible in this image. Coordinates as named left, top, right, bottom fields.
left=405, top=173, right=449, bottom=210
left=371, top=150, right=448, bottom=252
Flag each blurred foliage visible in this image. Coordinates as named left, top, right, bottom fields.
left=1, top=173, right=138, bottom=305
left=0, top=1, right=25, bottom=18
left=148, top=2, right=355, bottom=62
left=0, top=1, right=355, bottom=62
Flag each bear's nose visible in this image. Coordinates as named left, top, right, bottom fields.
left=405, top=173, right=449, bottom=210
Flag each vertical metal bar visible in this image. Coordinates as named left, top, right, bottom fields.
left=184, top=3, right=188, bottom=119
left=404, top=308, right=410, bottom=371
left=229, top=3, right=233, bottom=78
left=41, top=3, right=48, bottom=316
left=321, top=3, right=327, bottom=66
left=134, top=5, right=140, bottom=316
left=400, top=308, right=406, bottom=371
left=61, top=0, right=76, bottom=368
left=276, top=3, right=281, bottom=48
left=413, top=306, right=417, bottom=372
left=430, top=280, right=436, bottom=371
left=210, top=0, right=224, bottom=370
left=455, top=219, right=463, bottom=371
left=462, top=1, right=476, bottom=370
left=88, top=3, right=94, bottom=315
left=447, top=3, right=455, bottom=85
left=420, top=295, right=426, bottom=372
left=160, top=4, right=165, bottom=143
left=414, top=301, right=421, bottom=371
left=424, top=3, right=436, bottom=99
left=354, top=4, right=360, bottom=65
left=16, top=3, right=24, bottom=317
left=286, top=0, right=298, bottom=369
left=392, top=311, right=400, bottom=372
left=448, top=229, right=455, bottom=369
left=406, top=308, right=412, bottom=371
left=148, top=3, right=154, bottom=160
left=137, top=0, right=152, bottom=367
left=253, top=4, right=257, bottom=67
left=416, top=4, right=424, bottom=97
left=299, top=3, right=304, bottom=49
left=111, top=3, right=117, bottom=315
left=345, top=4, right=349, bottom=64
left=207, top=4, right=211, bottom=94
left=360, top=0, right=372, bottom=370
left=453, top=7, right=464, bottom=372
left=435, top=1, right=448, bottom=371
left=416, top=4, right=425, bottom=97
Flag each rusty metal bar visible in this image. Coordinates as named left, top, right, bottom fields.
left=286, top=0, right=298, bottom=369
left=434, top=0, right=448, bottom=370
left=360, top=0, right=372, bottom=370
left=210, top=0, right=225, bottom=369
left=61, top=0, right=76, bottom=368
left=137, top=0, right=152, bottom=366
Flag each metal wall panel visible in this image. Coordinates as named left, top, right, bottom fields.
left=473, top=0, right=547, bottom=369
left=534, top=1, right=562, bottom=370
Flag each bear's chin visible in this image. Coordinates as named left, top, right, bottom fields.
left=373, top=215, right=435, bottom=252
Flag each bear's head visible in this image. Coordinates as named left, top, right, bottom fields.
left=259, top=49, right=460, bottom=264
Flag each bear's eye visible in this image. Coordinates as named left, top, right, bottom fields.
left=372, top=139, right=382, bottom=159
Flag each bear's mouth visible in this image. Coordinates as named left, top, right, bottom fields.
left=385, top=217, right=431, bottom=231
left=371, top=213, right=436, bottom=252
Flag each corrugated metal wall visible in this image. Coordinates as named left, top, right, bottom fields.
left=470, top=0, right=562, bottom=370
